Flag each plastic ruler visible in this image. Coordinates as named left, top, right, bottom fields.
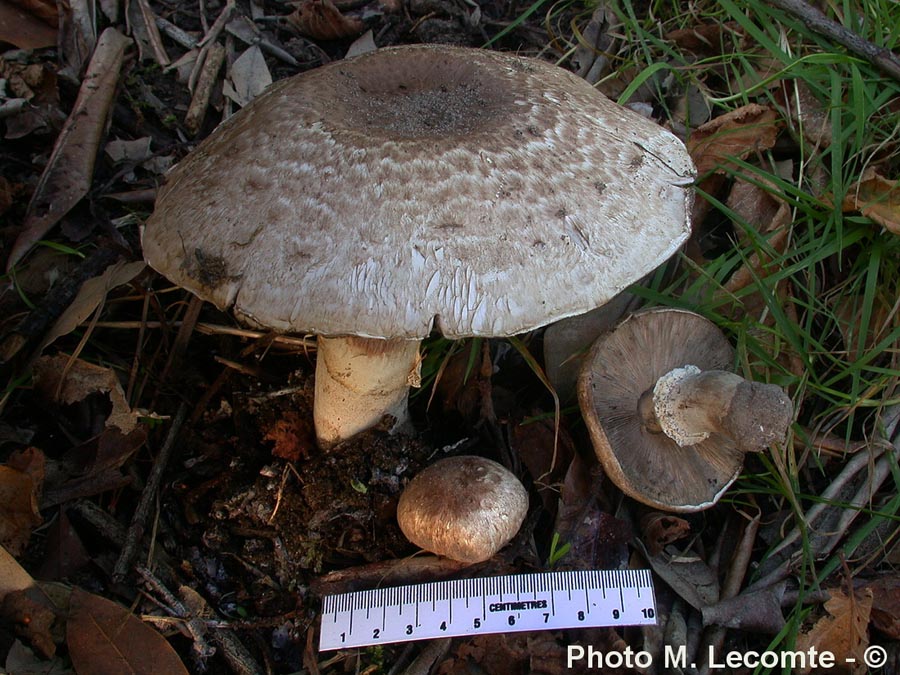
left=319, top=569, right=656, bottom=651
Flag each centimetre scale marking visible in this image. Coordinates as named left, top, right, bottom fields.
left=319, top=569, right=656, bottom=651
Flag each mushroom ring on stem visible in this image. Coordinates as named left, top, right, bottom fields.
left=397, top=455, right=528, bottom=564
left=142, top=44, right=696, bottom=449
left=577, top=308, right=793, bottom=512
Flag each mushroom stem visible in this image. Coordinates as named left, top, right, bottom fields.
left=644, top=366, right=793, bottom=453
left=314, top=336, right=421, bottom=448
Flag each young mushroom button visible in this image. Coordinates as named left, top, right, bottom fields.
left=141, top=44, right=696, bottom=449
left=397, top=456, right=528, bottom=564
left=577, top=308, right=793, bottom=512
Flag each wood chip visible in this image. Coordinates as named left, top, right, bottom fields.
left=185, top=41, right=226, bottom=135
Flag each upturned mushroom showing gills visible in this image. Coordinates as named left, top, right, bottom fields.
left=141, top=44, right=696, bottom=449
left=577, top=308, right=793, bottom=512
left=397, top=455, right=528, bottom=563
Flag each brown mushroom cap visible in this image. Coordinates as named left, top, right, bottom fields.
left=397, top=455, right=528, bottom=563
left=142, top=44, right=695, bottom=339
left=577, top=308, right=745, bottom=512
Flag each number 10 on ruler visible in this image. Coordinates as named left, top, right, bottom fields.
left=319, top=569, right=656, bottom=651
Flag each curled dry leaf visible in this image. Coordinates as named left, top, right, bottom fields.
left=67, top=587, right=190, bottom=675
left=687, top=103, right=781, bottom=177
left=862, top=577, right=900, bottom=639
left=0, top=452, right=44, bottom=556
left=640, top=512, right=690, bottom=556
left=6, top=27, right=132, bottom=271
left=796, top=588, right=872, bottom=675
left=286, top=0, right=365, bottom=40
left=842, top=168, right=900, bottom=235
left=1, top=589, right=57, bottom=658
left=32, top=354, right=138, bottom=435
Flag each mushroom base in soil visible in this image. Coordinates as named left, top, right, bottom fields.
left=314, top=336, right=421, bottom=448
left=578, top=308, right=793, bottom=512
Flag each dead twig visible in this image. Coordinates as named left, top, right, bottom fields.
left=155, top=16, right=199, bottom=49
left=185, top=42, right=226, bottom=135
left=136, top=565, right=216, bottom=661
left=401, top=638, right=452, bottom=675
left=113, top=402, right=188, bottom=581
left=699, top=512, right=761, bottom=674
left=90, top=320, right=316, bottom=349
left=767, top=0, right=900, bottom=82
left=189, top=0, right=236, bottom=92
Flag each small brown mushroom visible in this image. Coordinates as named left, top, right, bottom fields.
left=397, top=456, right=528, bottom=563
left=577, top=308, right=793, bottom=512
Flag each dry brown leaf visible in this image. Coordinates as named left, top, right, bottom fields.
left=0, top=461, right=43, bottom=556
left=126, top=0, right=170, bottom=65
left=842, top=168, right=900, bottom=234
left=687, top=103, right=781, bottom=176
left=796, top=588, right=872, bottom=674
left=32, top=355, right=138, bottom=434
left=722, top=203, right=791, bottom=297
left=6, top=28, right=131, bottom=271
left=831, top=290, right=896, bottom=353
left=0, top=544, right=36, bottom=600
left=509, top=412, right=575, bottom=514
left=666, top=22, right=742, bottom=56
left=8, top=0, right=57, bottom=24
left=779, top=80, right=832, bottom=149
left=286, top=0, right=365, bottom=40
left=433, top=341, right=493, bottom=426
left=39, top=260, right=146, bottom=353
left=58, top=0, right=96, bottom=77
left=0, top=0, right=57, bottom=49
left=67, top=587, right=190, bottom=675
left=726, top=162, right=793, bottom=234
left=345, top=29, right=377, bottom=58
left=37, top=509, right=91, bottom=581
left=640, top=512, right=691, bottom=556
left=263, top=410, right=315, bottom=461
left=862, top=577, right=900, bottom=639
left=1, top=589, right=58, bottom=658
left=223, top=45, right=272, bottom=107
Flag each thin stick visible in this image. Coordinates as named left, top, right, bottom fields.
left=113, top=403, right=188, bottom=581
left=767, top=0, right=900, bottom=82
left=698, top=513, right=761, bottom=675
left=91, top=320, right=316, bottom=348
left=136, top=565, right=214, bottom=659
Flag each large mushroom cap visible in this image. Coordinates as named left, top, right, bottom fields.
left=397, top=455, right=528, bottom=563
left=577, top=308, right=744, bottom=512
left=142, top=44, right=695, bottom=339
